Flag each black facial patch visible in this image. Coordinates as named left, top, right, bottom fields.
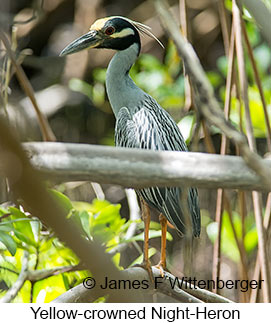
left=99, top=17, right=141, bottom=52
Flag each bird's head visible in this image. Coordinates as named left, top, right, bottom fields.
left=60, top=16, right=163, bottom=56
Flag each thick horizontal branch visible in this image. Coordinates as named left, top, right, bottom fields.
left=23, top=142, right=271, bottom=191
left=52, top=267, right=233, bottom=303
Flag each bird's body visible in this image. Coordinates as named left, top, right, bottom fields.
left=106, top=38, right=200, bottom=237
left=60, top=16, right=201, bottom=271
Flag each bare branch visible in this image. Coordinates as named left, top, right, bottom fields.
left=0, top=251, right=29, bottom=303
left=91, top=182, right=105, bottom=200
left=0, top=30, right=56, bottom=142
left=23, top=142, right=271, bottom=191
left=242, top=20, right=271, bottom=151
left=108, top=189, right=140, bottom=256
left=27, top=265, right=78, bottom=282
left=52, top=267, right=233, bottom=303
left=52, top=283, right=98, bottom=303
left=13, top=0, right=44, bottom=25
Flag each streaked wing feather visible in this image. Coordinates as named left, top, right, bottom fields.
left=115, top=95, right=200, bottom=236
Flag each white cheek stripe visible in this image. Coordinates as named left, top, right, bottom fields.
left=111, top=28, right=135, bottom=38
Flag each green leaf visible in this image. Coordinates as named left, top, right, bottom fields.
left=254, top=44, right=271, bottom=72
left=72, top=199, right=126, bottom=245
left=207, top=71, right=222, bottom=88
left=244, top=227, right=258, bottom=253
left=89, top=200, right=124, bottom=243
left=0, top=224, right=13, bottom=232
left=206, top=222, right=218, bottom=243
left=62, top=273, right=70, bottom=291
left=217, top=56, right=228, bottom=77
left=178, top=115, right=194, bottom=142
left=9, top=207, right=36, bottom=247
left=30, top=220, right=41, bottom=244
left=0, top=231, right=17, bottom=256
left=129, top=248, right=157, bottom=267
left=93, top=68, right=107, bottom=83
left=0, top=206, right=9, bottom=216
left=69, top=78, right=93, bottom=99
left=78, top=210, right=91, bottom=238
left=112, top=252, right=123, bottom=270
left=49, top=190, right=73, bottom=216
left=249, top=87, right=269, bottom=138
left=207, top=211, right=242, bottom=263
left=72, top=201, right=93, bottom=212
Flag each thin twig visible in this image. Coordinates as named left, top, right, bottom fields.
left=27, top=265, right=79, bottom=282
left=179, top=0, right=193, bottom=111
left=13, top=0, right=44, bottom=25
left=0, top=266, right=18, bottom=275
left=233, top=0, right=270, bottom=302
left=201, top=119, right=216, bottom=154
left=108, top=189, right=140, bottom=255
left=250, top=193, right=271, bottom=302
left=91, top=182, right=105, bottom=200
left=212, top=20, right=236, bottom=293
left=224, top=198, right=249, bottom=297
left=217, top=0, right=231, bottom=55
left=0, top=213, right=11, bottom=221
left=0, top=30, right=56, bottom=142
left=212, top=188, right=223, bottom=293
left=233, top=1, right=255, bottom=151
left=241, top=20, right=271, bottom=152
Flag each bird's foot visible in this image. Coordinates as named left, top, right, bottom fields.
left=154, top=261, right=167, bottom=278
left=134, top=260, right=154, bottom=284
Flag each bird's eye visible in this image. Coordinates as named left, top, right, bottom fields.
left=105, top=26, right=115, bottom=35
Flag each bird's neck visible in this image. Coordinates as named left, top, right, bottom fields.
left=106, top=43, right=145, bottom=117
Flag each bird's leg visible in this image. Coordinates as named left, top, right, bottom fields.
left=155, top=213, right=167, bottom=277
left=140, top=198, right=154, bottom=282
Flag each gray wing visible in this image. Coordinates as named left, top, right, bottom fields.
left=115, top=96, right=200, bottom=236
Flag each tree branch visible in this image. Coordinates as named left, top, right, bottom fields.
left=151, top=0, right=271, bottom=190
left=27, top=265, right=78, bottom=283
left=52, top=267, right=233, bottom=303
left=0, top=30, right=56, bottom=142
left=108, top=189, right=140, bottom=256
left=23, top=142, right=271, bottom=191
left=0, top=251, right=29, bottom=303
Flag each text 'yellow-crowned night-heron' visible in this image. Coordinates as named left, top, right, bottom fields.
left=60, top=16, right=200, bottom=275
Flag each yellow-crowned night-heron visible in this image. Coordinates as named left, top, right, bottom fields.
left=60, top=16, right=200, bottom=274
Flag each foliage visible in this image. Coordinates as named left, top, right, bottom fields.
left=206, top=210, right=258, bottom=263
left=0, top=191, right=169, bottom=302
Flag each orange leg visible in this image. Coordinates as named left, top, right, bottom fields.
left=155, top=213, right=167, bottom=276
